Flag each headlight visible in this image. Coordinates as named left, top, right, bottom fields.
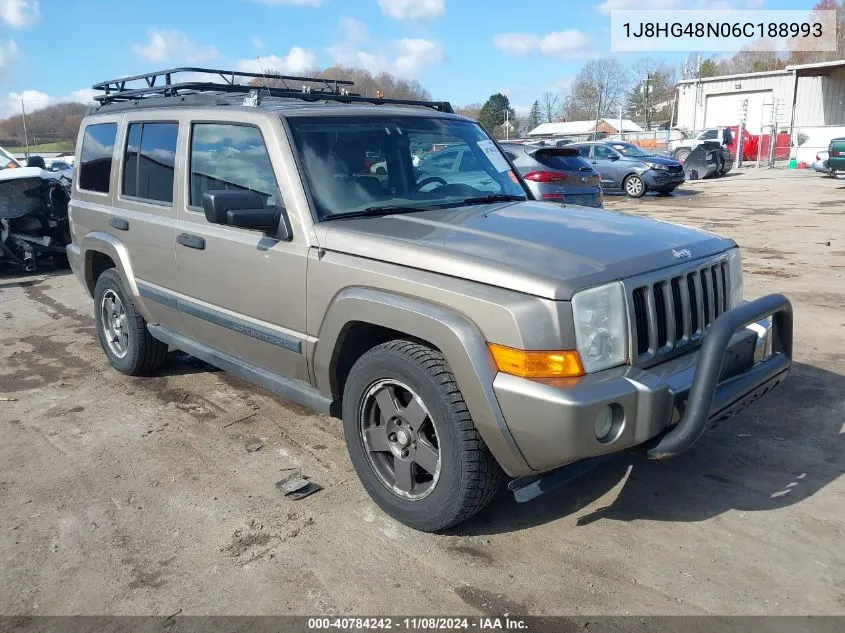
left=726, top=247, right=743, bottom=307
left=571, top=282, right=629, bottom=373
left=644, top=161, right=667, bottom=170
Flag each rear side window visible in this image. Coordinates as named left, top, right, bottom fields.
left=189, top=123, right=280, bottom=208
left=122, top=122, right=179, bottom=204
left=534, top=151, right=589, bottom=171
left=79, top=123, right=117, bottom=193
left=577, top=146, right=591, bottom=158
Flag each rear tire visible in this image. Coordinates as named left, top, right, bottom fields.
left=342, top=340, right=503, bottom=532
left=623, top=174, right=646, bottom=198
left=93, top=269, right=168, bottom=375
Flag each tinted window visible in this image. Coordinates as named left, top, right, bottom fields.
left=79, top=123, right=117, bottom=192
left=534, top=151, right=590, bottom=171
left=123, top=123, right=177, bottom=203
left=140, top=123, right=178, bottom=203
left=458, top=150, right=482, bottom=172
left=700, top=129, right=718, bottom=140
left=577, top=146, right=591, bottom=158
left=422, top=150, right=458, bottom=173
left=594, top=145, right=617, bottom=159
left=190, top=123, right=280, bottom=207
left=122, top=123, right=141, bottom=197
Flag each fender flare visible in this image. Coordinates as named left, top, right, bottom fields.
left=79, top=231, right=155, bottom=322
left=313, top=287, right=532, bottom=476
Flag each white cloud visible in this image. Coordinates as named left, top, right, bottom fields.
left=131, top=29, right=219, bottom=63
left=493, top=31, right=592, bottom=58
left=596, top=0, right=763, bottom=13
left=0, top=39, right=18, bottom=71
left=1, top=87, right=96, bottom=117
left=251, top=0, right=324, bottom=5
left=0, top=0, right=40, bottom=29
left=339, top=16, right=369, bottom=42
left=236, top=47, right=318, bottom=75
left=377, top=0, right=445, bottom=20
left=329, top=18, right=444, bottom=78
left=394, top=39, right=444, bottom=75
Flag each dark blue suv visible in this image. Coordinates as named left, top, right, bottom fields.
left=571, top=141, right=685, bottom=198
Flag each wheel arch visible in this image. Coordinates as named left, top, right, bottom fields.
left=312, top=287, right=532, bottom=476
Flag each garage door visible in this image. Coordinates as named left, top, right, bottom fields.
left=705, top=91, right=771, bottom=135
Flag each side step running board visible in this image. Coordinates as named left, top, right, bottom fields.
left=147, top=325, right=333, bottom=415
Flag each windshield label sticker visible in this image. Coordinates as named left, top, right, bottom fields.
left=477, top=139, right=511, bottom=173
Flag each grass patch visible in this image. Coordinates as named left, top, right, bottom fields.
left=5, top=141, right=75, bottom=154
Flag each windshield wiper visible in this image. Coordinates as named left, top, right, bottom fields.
left=321, top=205, right=434, bottom=221
left=460, top=194, right=526, bottom=206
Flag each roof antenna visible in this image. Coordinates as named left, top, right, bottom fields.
left=256, top=56, right=273, bottom=103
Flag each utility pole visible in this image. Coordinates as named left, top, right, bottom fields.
left=644, top=73, right=651, bottom=130
left=593, top=86, right=602, bottom=141
left=21, top=99, right=30, bottom=159
left=736, top=98, right=747, bottom=168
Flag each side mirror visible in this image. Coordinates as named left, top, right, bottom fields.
left=202, top=190, right=291, bottom=241
left=608, top=154, right=620, bottom=161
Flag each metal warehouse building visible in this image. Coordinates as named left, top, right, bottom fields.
left=676, top=59, right=845, bottom=162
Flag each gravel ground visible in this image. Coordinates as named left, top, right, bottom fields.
left=0, top=168, right=843, bottom=616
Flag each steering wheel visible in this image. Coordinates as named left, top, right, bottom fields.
left=414, top=176, right=448, bottom=192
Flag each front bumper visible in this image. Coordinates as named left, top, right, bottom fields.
left=642, top=169, right=685, bottom=189
left=494, top=294, right=792, bottom=474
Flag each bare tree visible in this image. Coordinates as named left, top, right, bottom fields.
left=539, top=91, right=561, bottom=123
left=455, top=103, right=482, bottom=120
left=248, top=65, right=432, bottom=101
left=627, top=58, right=677, bottom=129
left=562, top=58, right=630, bottom=127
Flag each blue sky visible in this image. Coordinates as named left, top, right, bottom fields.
left=0, top=0, right=820, bottom=117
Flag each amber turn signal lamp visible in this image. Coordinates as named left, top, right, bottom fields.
left=488, top=343, right=585, bottom=379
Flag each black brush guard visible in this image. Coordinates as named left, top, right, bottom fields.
left=509, top=293, right=793, bottom=502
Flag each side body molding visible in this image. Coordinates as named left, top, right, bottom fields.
left=312, top=287, right=532, bottom=476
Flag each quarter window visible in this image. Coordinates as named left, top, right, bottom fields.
left=189, top=123, right=280, bottom=208
left=122, top=122, right=178, bottom=203
left=79, top=123, right=117, bottom=193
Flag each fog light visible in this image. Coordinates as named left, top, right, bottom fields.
left=594, top=406, right=614, bottom=441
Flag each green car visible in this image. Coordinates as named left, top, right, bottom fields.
left=828, top=137, right=845, bottom=174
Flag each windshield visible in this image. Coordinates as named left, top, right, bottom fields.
left=609, top=142, right=651, bottom=157
left=286, top=115, right=528, bottom=220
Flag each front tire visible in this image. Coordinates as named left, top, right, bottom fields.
left=342, top=340, right=503, bottom=532
left=623, top=173, right=646, bottom=198
left=93, top=269, right=168, bottom=375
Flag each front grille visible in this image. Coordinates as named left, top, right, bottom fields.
left=630, top=259, right=730, bottom=363
left=666, top=164, right=683, bottom=174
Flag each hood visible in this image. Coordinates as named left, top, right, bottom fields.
left=640, top=154, right=682, bottom=166
left=319, top=201, right=733, bottom=300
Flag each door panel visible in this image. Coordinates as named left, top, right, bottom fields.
left=176, top=121, right=310, bottom=383
left=113, top=120, right=180, bottom=329
left=592, top=145, right=621, bottom=188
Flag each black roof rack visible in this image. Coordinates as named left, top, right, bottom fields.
left=91, top=67, right=454, bottom=113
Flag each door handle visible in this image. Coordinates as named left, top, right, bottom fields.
left=177, top=233, right=205, bottom=250
left=109, top=217, right=129, bottom=231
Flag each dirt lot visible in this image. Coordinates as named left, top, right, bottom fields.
left=1, top=169, right=843, bottom=616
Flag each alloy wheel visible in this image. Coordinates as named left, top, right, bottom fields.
left=100, top=289, right=129, bottom=358
left=358, top=379, right=441, bottom=500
